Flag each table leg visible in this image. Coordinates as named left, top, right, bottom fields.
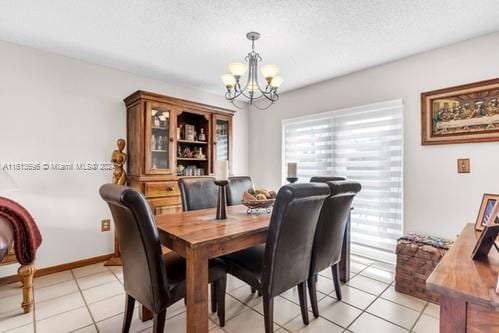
left=439, top=295, right=466, bottom=333
left=339, top=212, right=351, bottom=283
left=186, top=249, right=209, bottom=333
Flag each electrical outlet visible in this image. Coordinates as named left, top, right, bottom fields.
left=101, top=219, right=111, bottom=232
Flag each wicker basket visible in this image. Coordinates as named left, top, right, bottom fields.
left=395, top=235, right=452, bottom=303
left=242, top=199, right=275, bottom=214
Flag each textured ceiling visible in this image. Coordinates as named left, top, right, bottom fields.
left=0, top=0, right=498, bottom=95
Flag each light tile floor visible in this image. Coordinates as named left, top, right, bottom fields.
left=0, top=256, right=439, bottom=332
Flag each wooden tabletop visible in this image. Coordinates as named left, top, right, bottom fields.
left=427, top=223, right=499, bottom=308
left=154, top=204, right=271, bottom=250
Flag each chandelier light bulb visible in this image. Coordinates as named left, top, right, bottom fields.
left=261, top=64, right=279, bottom=80
left=247, top=81, right=259, bottom=92
left=221, top=74, right=236, bottom=88
left=228, top=63, right=248, bottom=77
left=271, top=76, right=284, bottom=88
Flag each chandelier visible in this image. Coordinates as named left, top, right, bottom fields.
left=221, top=32, right=283, bottom=110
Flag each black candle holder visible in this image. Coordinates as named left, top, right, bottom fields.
left=214, top=180, right=229, bottom=220
left=286, top=177, right=298, bottom=184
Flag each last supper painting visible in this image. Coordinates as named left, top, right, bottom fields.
left=421, top=78, right=499, bottom=145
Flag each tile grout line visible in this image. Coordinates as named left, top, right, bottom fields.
left=108, top=266, right=124, bottom=286
left=223, top=261, right=405, bottom=333
left=22, top=256, right=432, bottom=333
left=29, top=277, right=125, bottom=324
left=223, top=292, right=298, bottom=332
left=344, top=263, right=394, bottom=331
left=409, top=302, right=429, bottom=332
left=342, top=261, right=423, bottom=332
left=225, top=259, right=397, bottom=332
left=339, top=279, right=428, bottom=315
left=71, top=269, right=100, bottom=332
left=228, top=266, right=362, bottom=332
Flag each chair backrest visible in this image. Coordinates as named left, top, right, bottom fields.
left=309, top=180, right=361, bottom=275
left=262, top=183, right=330, bottom=297
left=310, top=176, right=346, bottom=183
left=227, top=176, right=255, bottom=206
left=178, top=177, right=217, bottom=211
left=99, top=184, right=169, bottom=312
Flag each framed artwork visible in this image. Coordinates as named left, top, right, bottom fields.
left=421, top=78, right=499, bottom=145
left=475, top=193, right=499, bottom=231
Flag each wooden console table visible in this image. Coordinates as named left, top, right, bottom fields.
left=427, top=223, right=499, bottom=333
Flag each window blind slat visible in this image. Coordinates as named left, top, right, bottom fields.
left=283, top=99, right=403, bottom=255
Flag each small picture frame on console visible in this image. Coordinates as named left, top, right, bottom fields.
left=471, top=221, right=499, bottom=260
left=475, top=193, right=499, bottom=231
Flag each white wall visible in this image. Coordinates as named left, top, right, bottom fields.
left=249, top=32, right=499, bottom=241
left=0, top=41, right=248, bottom=276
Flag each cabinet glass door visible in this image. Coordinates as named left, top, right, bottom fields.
left=213, top=115, right=231, bottom=174
left=146, top=102, right=174, bottom=174
left=215, top=119, right=229, bottom=161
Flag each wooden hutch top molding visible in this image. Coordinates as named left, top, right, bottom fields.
left=124, top=90, right=236, bottom=115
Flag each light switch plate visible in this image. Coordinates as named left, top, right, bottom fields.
left=457, top=158, right=470, bottom=173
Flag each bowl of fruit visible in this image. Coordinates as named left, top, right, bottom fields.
left=242, top=189, right=277, bottom=214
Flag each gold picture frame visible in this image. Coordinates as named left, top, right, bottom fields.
left=475, top=193, right=499, bottom=231
left=421, top=78, right=499, bottom=145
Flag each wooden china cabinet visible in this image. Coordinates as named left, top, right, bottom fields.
left=124, top=90, right=234, bottom=215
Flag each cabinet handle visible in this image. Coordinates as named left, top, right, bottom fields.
left=166, top=186, right=175, bottom=191
left=169, top=137, right=174, bottom=142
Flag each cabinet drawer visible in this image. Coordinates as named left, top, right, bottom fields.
left=154, top=205, right=182, bottom=216
left=148, top=196, right=181, bottom=207
left=145, top=181, right=180, bottom=198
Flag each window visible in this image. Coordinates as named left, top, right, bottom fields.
left=282, top=99, right=403, bottom=261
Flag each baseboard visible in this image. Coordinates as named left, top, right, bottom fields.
left=0, top=253, right=113, bottom=285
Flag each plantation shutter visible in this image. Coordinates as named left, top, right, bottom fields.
left=283, top=99, right=403, bottom=254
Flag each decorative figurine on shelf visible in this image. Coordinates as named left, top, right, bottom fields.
left=183, top=147, right=194, bottom=158
left=177, top=145, right=182, bottom=157
left=111, top=138, right=127, bottom=185
left=176, top=164, right=185, bottom=176
left=198, top=128, right=207, bottom=141
left=197, top=147, right=206, bottom=159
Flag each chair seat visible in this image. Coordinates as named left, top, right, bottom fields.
left=164, top=252, right=227, bottom=304
left=223, top=244, right=265, bottom=290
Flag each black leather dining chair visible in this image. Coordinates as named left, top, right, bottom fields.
left=227, top=176, right=255, bottom=206
left=222, top=183, right=330, bottom=332
left=307, top=179, right=361, bottom=318
left=99, top=184, right=227, bottom=332
left=178, top=177, right=218, bottom=211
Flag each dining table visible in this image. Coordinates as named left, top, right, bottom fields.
left=140, top=204, right=351, bottom=333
